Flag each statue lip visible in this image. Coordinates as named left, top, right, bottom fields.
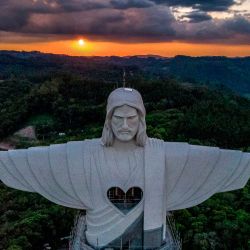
left=119, top=130, right=131, bottom=133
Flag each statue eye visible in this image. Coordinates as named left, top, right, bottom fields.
left=128, top=115, right=137, bottom=120
left=113, top=115, right=123, bottom=120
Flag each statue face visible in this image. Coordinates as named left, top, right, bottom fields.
left=111, top=105, right=139, bottom=142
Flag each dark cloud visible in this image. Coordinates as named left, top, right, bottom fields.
left=174, top=16, right=250, bottom=44
left=0, top=0, right=249, bottom=44
left=222, top=16, right=250, bottom=34
left=58, top=0, right=110, bottom=12
left=21, top=6, right=176, bottom=42
left=0, top=0, right=61, bottom=32
left=0, top=31, right=64, bottom=43
left=110, top=0, right=154, bottom=9
left=182, top=11, right=212, bottom=23
left=0, top=11, right=28, bottom=31
left=152, top=0, right=237, bottom=11
left=0, top=0, right=111, bottom=32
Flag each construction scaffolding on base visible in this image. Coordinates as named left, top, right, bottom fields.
left=69, top=211, right=181, bottom=250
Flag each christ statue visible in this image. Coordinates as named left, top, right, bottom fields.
left=0, top=88, right=249, bottom=249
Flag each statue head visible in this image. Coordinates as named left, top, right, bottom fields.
left=101, top=88, right=148, bottom=147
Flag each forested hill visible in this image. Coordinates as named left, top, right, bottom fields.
left=0, top=50, right=250, bottom=96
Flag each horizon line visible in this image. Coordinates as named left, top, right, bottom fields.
left=1, top=49, right=250, bottom=59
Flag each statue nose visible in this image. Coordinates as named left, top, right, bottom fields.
left=122, top=118, right=129, bottom=129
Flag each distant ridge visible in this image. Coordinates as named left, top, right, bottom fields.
left=0, top=50, right=250, bottom=95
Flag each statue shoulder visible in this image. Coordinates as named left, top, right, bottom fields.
left=146, top=138, right=190, bottom=154
left=65, top=138, right=103, bottom=153
left=147, top=137, right=164, bottom=143
left=146, top=137, right=165, bottom=148
left=24, top=138, right=102, bottom=152
left=66, top=138, right=102, bottom=147
left=147, top=138, right=188, bottom=145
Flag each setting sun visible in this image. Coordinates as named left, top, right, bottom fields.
left=78, top=39, right=85, bottom=46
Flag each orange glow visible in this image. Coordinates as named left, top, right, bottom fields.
left=1, top=40, right=250, bottom=57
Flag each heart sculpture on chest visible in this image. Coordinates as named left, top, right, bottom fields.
left=107, top=187, right=143, bottom=214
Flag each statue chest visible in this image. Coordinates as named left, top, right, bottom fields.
left=89, top=147, right=145, bottom=210
left=102, top=147, right=144, bottom=191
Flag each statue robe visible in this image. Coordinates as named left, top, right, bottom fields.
left=0, top=138, right=250, bottom=248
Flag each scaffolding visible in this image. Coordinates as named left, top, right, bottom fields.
left=69, top=210, right=181, bottom=250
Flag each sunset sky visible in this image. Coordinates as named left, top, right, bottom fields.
left=1, top=0, right=250, bottom=57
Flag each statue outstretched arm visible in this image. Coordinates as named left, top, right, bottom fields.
left=164, top=142, right=250, bottom=211
left=0, top=140, right=94, bottom=210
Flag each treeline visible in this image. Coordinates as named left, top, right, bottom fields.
left=0, top=71, right=249, bottom=249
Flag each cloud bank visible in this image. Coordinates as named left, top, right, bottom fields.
left=0, top=0, right=249, bottom=44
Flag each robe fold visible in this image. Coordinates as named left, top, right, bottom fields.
left=0, top=138, right=249, bottom=248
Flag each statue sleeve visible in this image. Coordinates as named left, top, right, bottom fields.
left=164, top=142, right=250, bottom=211
left=0, top=141, right=93, bottom=210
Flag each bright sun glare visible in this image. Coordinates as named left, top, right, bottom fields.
left=78, top=39, right=85, bottom=46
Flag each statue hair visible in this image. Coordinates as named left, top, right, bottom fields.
left=101, top=108, right=148, bottom=147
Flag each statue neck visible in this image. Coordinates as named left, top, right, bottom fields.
left=113, top=138, right=137, bottom=151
